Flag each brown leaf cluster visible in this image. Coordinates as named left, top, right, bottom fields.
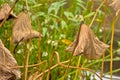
left=12, top=12, right=41, bottom=43
left=0, top=3, right=17, bottom=22
left=0, top=39, right=21, bottom=80
left=110, top=0, right=120, bottom=16
left=66, top=23, right=109, bottom=59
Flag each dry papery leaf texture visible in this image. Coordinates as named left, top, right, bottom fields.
left=12, top=12, right=41, bottom=43
left=66, top=23, right=109, bottom=59
left=110, top=0, right=120, bottom=16
left=0, top=39, right=21, bottom=80
left=0, top=3, right=17, bottom=22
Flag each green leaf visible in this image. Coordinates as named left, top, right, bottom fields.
left=48, top=0, right=67, bottom=15
left=61, top=20, right=67, bottom=29
left=84, top=12, right=95, bottom=19
left=31, top=4, right=42, bottom=8
left=64, top=11, right=74, bottom=19
left=32, top=12, right=46, bottom=20
left=76, top=0, right=86, bottom=10
left=42, top=27, right=48, bottom=37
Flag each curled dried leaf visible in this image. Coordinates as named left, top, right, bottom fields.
left=110, top=0, right=120, bottom=16
left=0, top=39, right=21, bottom=80
left=12, top=12, right=42, bottom=43
left=0, top=3, right=17, bottom=22
left=66, top=23, right=109, bottom=59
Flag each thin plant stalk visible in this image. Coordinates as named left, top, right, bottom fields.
left=23, top=42, right=27, bottom=80
left=110, top=15, right=117, bottom=80
left=37, top=18, right=42, bottom=63
left=41, top=60, right=48, bottom=79
left=73, top=56, right=81, bottom=80
left=101, top=53, right=105, bottom=77
left=24, top=43, right=30, bottom=80
left=23, top=0, right=32, bottom=80
left=11, top=60, right=46, bottom=68
left=36, top=0, right=42, bottom=63
left=81, top=59, right=88, bottom=67
left=62, top=54, right=73, bottom=80
left=89, top=0, right=105, bottom=28
left=9, top=37, right=13, bottom=53
left=106, top=68, right=120, bottom=74
left=101, top=0, right=108, bottom=77
left=47, top=51, right=55, bottom=80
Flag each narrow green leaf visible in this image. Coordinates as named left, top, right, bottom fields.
left=84, top=12, right=95, bottom=19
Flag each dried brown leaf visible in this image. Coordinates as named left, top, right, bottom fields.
left=0, top=39, right=21, bottom=80
left=66, top=23, right=109, bottom=59
left=110, top=0, right=120, bottom=16
left=0, top=3, right=17, bottom=22
left=12, top=12, right=41, bottom=43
